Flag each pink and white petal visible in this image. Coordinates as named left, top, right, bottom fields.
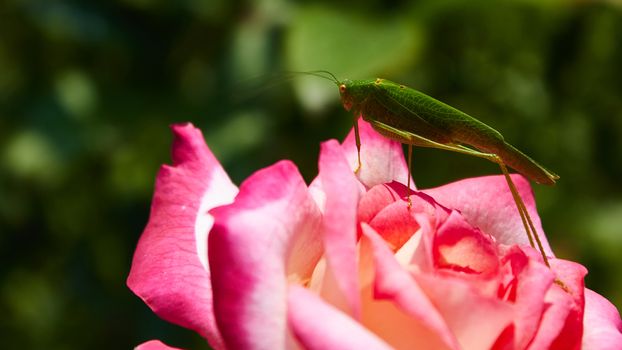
left=318, top=139, right=362, bottom=318
left=367, top=200, right=421, bottom=250
left=582, top=289, right=622, bottom=350
left=528, top=288, right=574, bottom=349
left=498, top=246, right=555, bottom=349
left=361, top=224, right=459, bottom=349
left=528, top=259, right=587, bottom=349
left=412, top=210, right=517, bottom=349
left=393, top=227, right=424, bottom=267
left=433, top=211, right=500, bottom=274
left=363, top=187, right=438, bottom=251
left=408, top=208, right=468, bottom=274
left=410, top=213, right=439, bottom=273
left=307, top=176, right=326, bottom=212
left=358, top=182, right=448, bottom=252
left=358, top=183, right=405, bottom=224
left=127, top=123, right=237, bottom=349
left=416, top=273, right=515, bottom=350
left=341, top=119, right=411, bottom=189
left=135, top=340, right=183, bottom=350
left=422, top=174, right=553, bottom=255
left=361, top=284, right=453, bottom=350
left=208, top=160, right=323, bottom=349
left=288, top=286, right=393, bottom=350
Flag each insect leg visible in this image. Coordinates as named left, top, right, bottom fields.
left=496, top=159, right=550, bottom=267
left=407, top=144, right=413, bottom=208
left=493, top=161, right=535, bottom=248
left=353, top=116, right=361, bottom=173
left=450, top=145, right=545, bottom=259
left=451, top=146, right=550, bottom=267
left=369, top=120, right=495, bottom=157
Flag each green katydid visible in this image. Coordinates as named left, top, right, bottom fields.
left=302, top=71, right=558, bottom=267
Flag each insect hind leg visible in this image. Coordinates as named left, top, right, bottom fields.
left=495, top=158, right=550, bottom=267
left=406, top=144, right=413, bottom=208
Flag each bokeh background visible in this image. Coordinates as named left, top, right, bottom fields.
left=1, top=0, right=621, bottom=348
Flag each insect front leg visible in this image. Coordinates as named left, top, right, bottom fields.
left=353, top=115, right=362, bottom=173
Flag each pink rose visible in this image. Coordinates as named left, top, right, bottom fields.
left=128, top=121, right=622, bottom=349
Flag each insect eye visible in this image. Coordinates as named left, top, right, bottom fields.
left=339, top=84, right=346, bottom=93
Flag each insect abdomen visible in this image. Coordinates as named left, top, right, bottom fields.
left=496, top=142, right=559, bottom=185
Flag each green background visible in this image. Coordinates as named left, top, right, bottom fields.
left=1, top=0, right=621, bottom=348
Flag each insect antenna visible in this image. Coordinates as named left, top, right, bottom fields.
left=231, top=70, right=341, bottom=104
left=307, top=70, right=340, bottom=85
left=284, top=70, right=340, bottom=85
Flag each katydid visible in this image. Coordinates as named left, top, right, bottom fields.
left=303, top=71, right=558, bottom=267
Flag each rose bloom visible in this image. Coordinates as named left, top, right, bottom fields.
left=128, top=121, right=622, bottom=350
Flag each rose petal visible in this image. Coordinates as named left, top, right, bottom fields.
left=415, top=272, right=515, bottom=350
left=135, top=340, right=183, bottom=350
left=208, top=160, right=323, bottom=349
left=410, top=213, right=438, bottom=272
left=317, top=139, right=362, bottom=318
left=410, top=209, right=481, bottom=274
left=361, top=223, right=459, bottom=349
left=359, top=182, right=445, bottom=251
left=358, top=183, right=405, bottom=224
left=127, top=123, right=237, bottom=348
left=342, top=119, right=411, bottom=189
left=362, top=185, right=429, bottom=246
left=528, top=259, right=587, bottom=349
left=368, top=200, right=421, bottom=251
left=496, top=245, right=555, bottom=349
left=287, top=286, right=393, bottom=350
left=433, top=211, right=499, bottom=274
left=410, top=211, right=515, bottom=349
left=422, top=174, right=553, bottom=255
left=582, top=289, right=622, bottom=350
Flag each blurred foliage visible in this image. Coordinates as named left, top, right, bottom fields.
left=1, top=0, right=621, bottom=348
